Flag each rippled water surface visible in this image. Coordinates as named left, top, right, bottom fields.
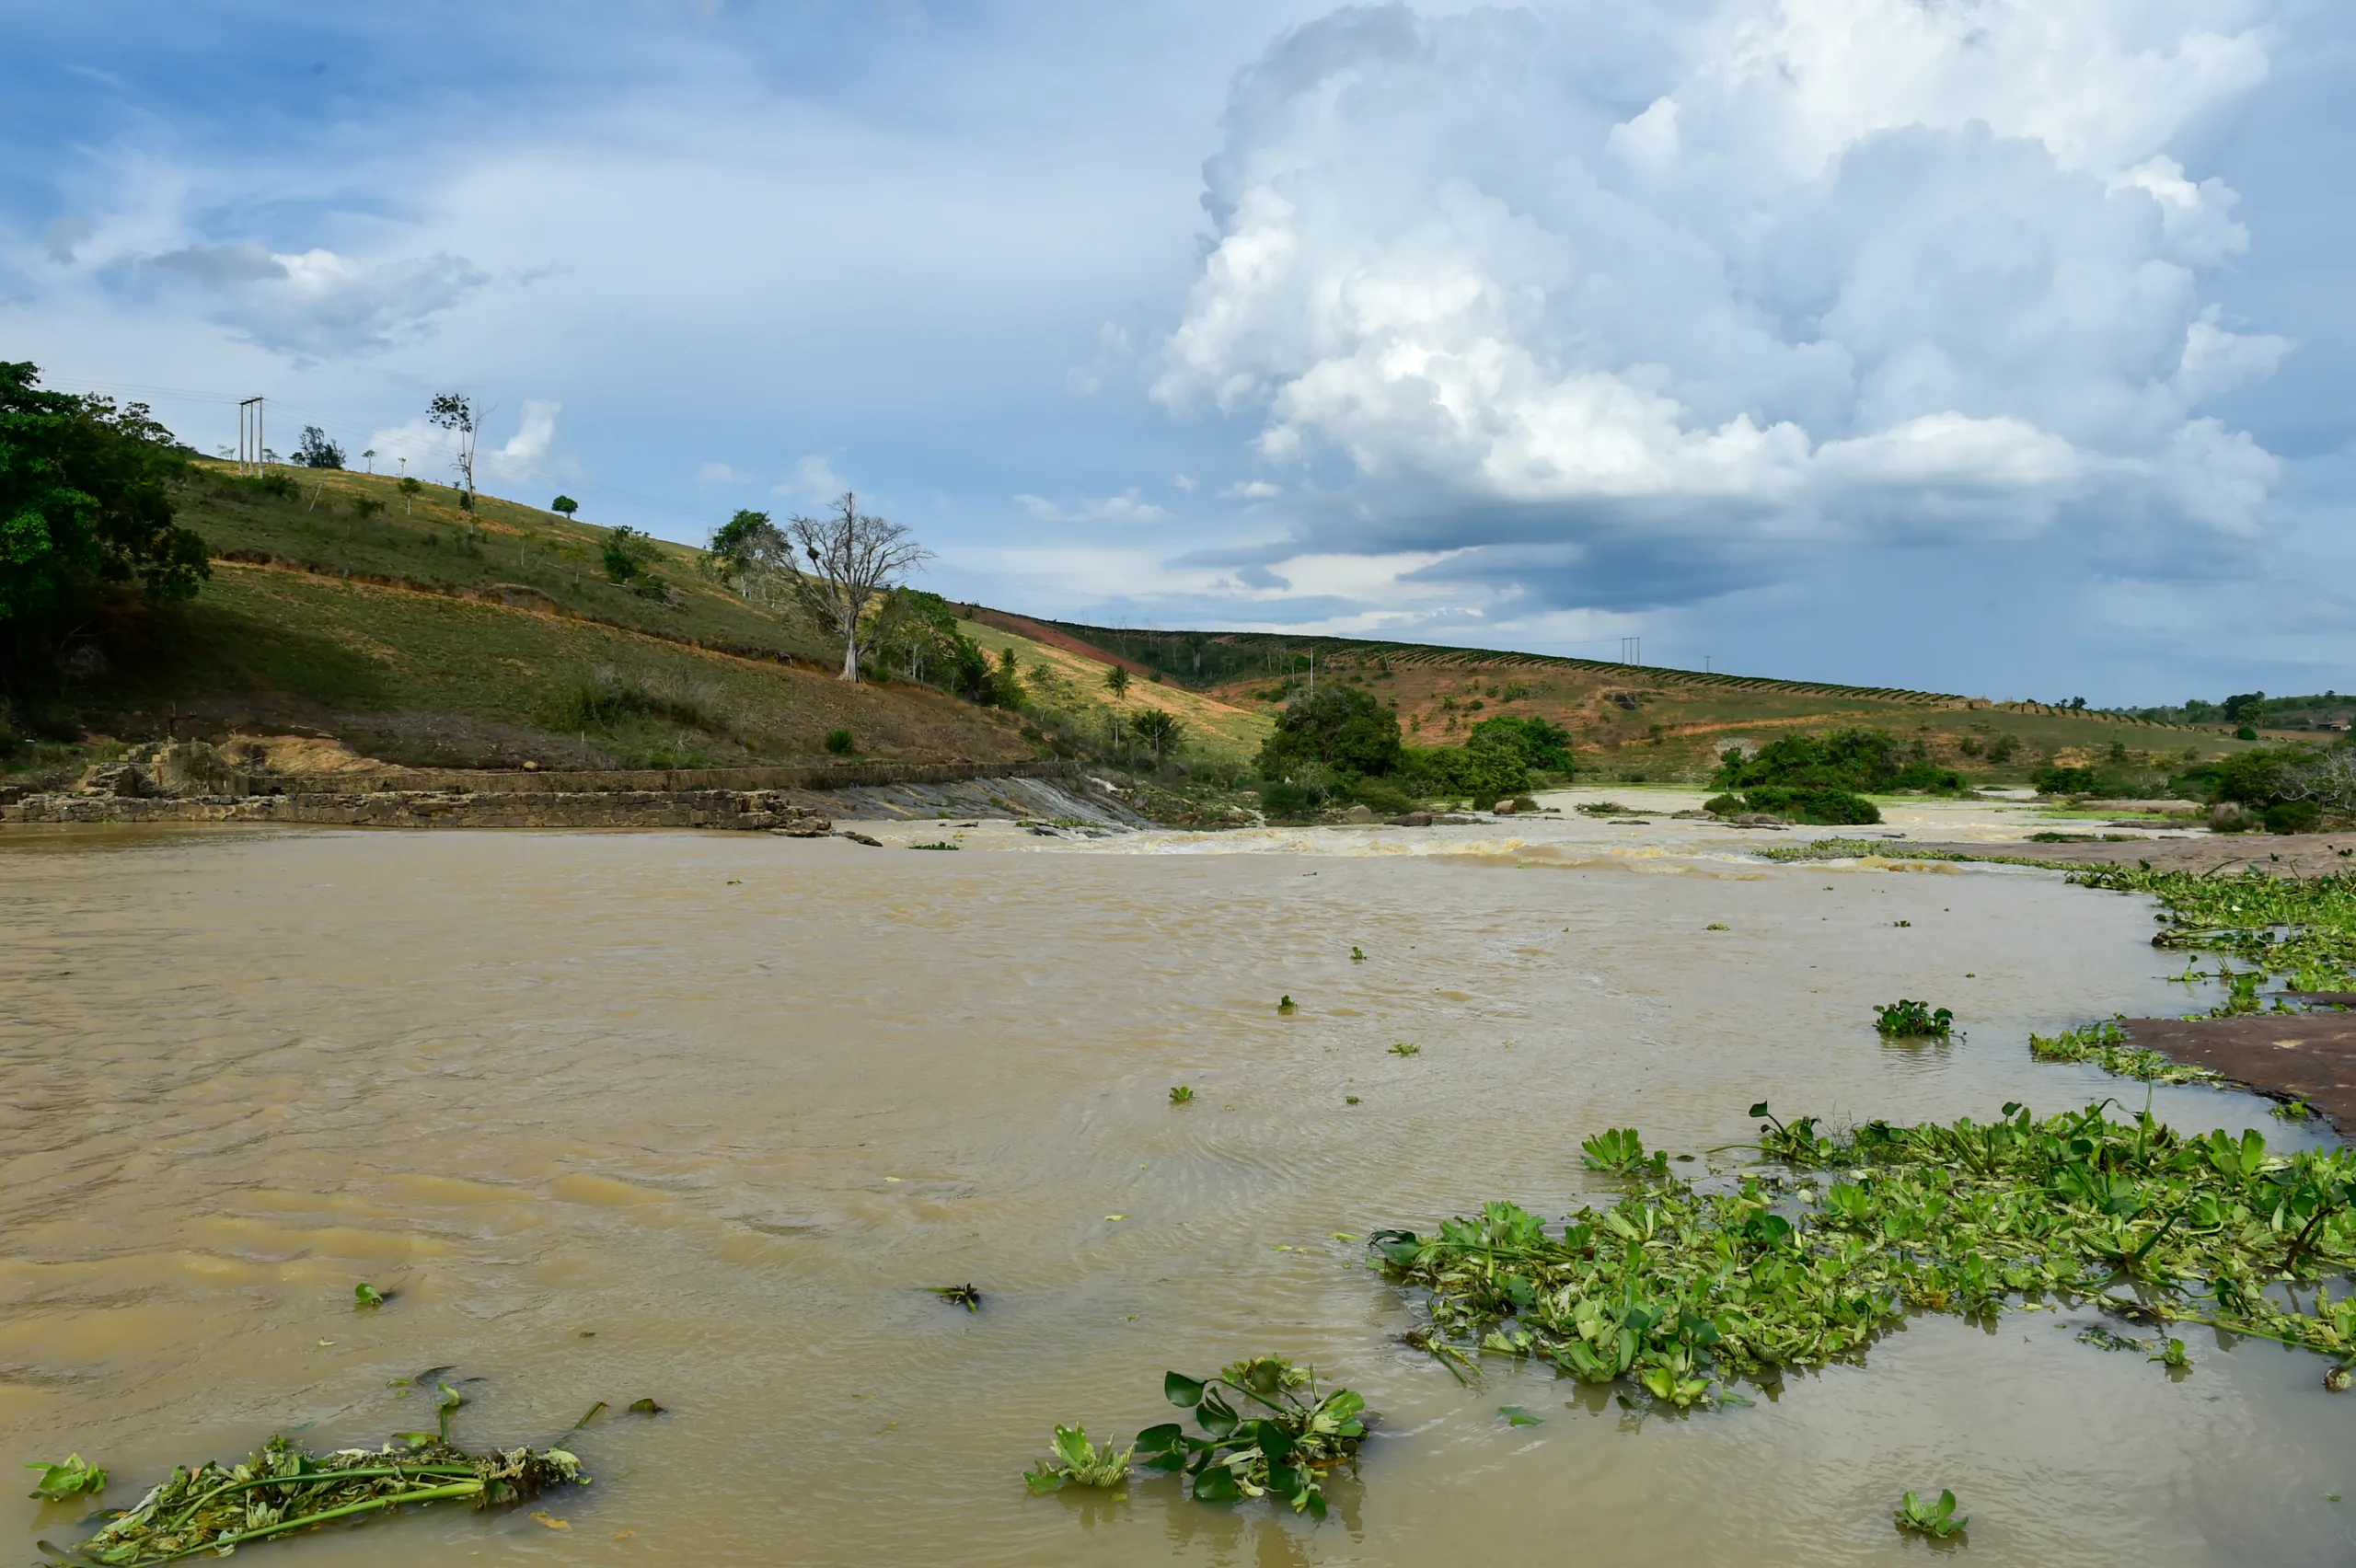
left=3, top=825, right=2350, bottom=1565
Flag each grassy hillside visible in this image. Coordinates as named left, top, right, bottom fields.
left=957, top=609, right=1271, bottom=770
left=5, top=455, right=2304, bottom=800
left=12, top=461, right=1034, bottom=774
left=1038, top=622, right=2289, bottom=790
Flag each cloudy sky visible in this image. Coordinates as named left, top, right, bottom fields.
left=6, top=1, right=2350, bottom=701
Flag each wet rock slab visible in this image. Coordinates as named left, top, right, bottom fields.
left=2120, top=1013, right=2356, bottom=1133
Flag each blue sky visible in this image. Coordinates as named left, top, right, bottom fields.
left=5, top=1, right=2351, bottom=703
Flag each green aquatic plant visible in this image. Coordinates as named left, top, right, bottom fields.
left=626, top=1399, right=664, bottom=1416
left=2152, top=1337, right=2193, bottom=1369
left=50, top=1435, right=582, bottom=1566
left=1169, top=1085, right=1195, bottom=1104
left=1497, top=1405, right=1545, bottom=1427
left=1704, top=922, right=1729, bottom=930
left=1022, top=1425, right=1133, bottom=1494
left=1350, top=946, right=1367, bottom=962
left=1874, top=999, right=1953, bottom=1037
left=909, top=841, right=961, bottom=851
left=1579, top=1127, right=1667, bottom=1176
left=1895, top=1488, right=1967, bottom=1539
left=2274, top=1099, right=2315, bottom=1122
left=1370, top=1101, right=2356, bottom=1414
left=352, top=1284, right=385, bottom=1309
left=2028, top=1020, right=2221, bottom=1085
left=1277, top=995, right=1297, bottom=1014
left=1135, top=1357, right=1369, bottom=1517
left=1388, top=1042, right=1420, bottom=1057
left=928, top=1284, right=982, bottom=1312
left=27, top=1456, right=106, bottom=1502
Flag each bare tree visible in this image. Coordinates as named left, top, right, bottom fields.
left=779, top=492, right=930, bottom=682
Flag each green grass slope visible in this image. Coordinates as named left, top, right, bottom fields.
left=18, top=462, right=1034, bottom=774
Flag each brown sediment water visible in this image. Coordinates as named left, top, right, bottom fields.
left=2, top=825, right=2350, bottom=1566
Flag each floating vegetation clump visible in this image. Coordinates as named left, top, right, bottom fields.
left=1372, top=1101, right=2356, bottom=1412
left=1579, top=1128, right=1667, bottom=1176
left=50, top=1435, right=583, bottom=1566
left=1022, top=1427, right=1132, bottom=1493
left=1873, top=998, right=1952, bottom=1038
left=1895, top=1488, right=1967, bottom=1539
left=1027, top=1357, right=1369, bottom=1517
left=1137, top=1358, right=1368, bottom=1516
left=2029, top=1020, right=2221, bottom=1085
left=27, top=1456, right=106, bottom=1502
left=2073, top=866, right=2356, bottom=1001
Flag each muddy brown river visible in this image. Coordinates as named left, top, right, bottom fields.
left=3, top=824, right=2350, bottom=1564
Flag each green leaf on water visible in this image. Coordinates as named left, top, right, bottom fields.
left=627, top=1399, right=664, bottom=1416
left=1895, top=1487, right=1967, bottom=1539
left=1164, top=1372, right=1207, bottom=1406
left=25, top=1456, right=105, bottom=1502
left=352, top=1283, right=385, bottom=1309
left=1498, top=1405, right=1545, bottom=1427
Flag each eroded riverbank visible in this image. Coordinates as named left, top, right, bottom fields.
left=3, top=827, right=2349, bottom=1564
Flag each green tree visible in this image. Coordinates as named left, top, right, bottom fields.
left=1, top=360, right=208, bottom=651
left=550, top=495, right=579, bottom=521
left=1131, top=706, right=1183, bottom=764
left=601, top=525, right=660, bottom=585
left=1104, top=664, right=1131, bottom=700
left=1408, top=727, right=1529, bottom=804
left=873, top=587, right=967, bottom=686
left=427, top=392, right=482, bottom=512
left=1468, top=714, right=1575, bottom=774
left=1258, top=685, right=1403, bottom=780
left=293, top=425, right=344, bottom=469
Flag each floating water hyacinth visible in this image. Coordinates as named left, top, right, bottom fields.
left=47, top=1435, right=583, bottom=1566
left=1373, top=1101, right=2356, bottom=1412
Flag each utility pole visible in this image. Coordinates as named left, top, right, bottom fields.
left=1620, top=635, right=1643, bottom=666
left=237, top=397, right=264, bottom=477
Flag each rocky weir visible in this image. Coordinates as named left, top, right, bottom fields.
left=0, top=739, right=1118, bottom=834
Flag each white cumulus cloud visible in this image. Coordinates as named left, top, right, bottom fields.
left=1154, top=0, right=2289, bottom=582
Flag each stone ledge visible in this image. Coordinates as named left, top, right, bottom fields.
left=2, top=788, right=835, bottom=834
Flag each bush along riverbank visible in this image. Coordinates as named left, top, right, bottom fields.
left=1371, top=1105, right=2356, bottom=1412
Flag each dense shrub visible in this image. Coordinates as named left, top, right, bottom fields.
left=1703, top=793, right=1746, bottom=816
left=549, top=664, right=720, bottom=732
left=1467, top=714, right=1575, bottom=775
left=1737, top=785, right=1882, bottom=824
left=1259, top=779, right=1316, bottom=817
left=2265, top=800, right=2321, bottom=835
left=1346, top=778, right=1420, bottom=816
left=1258, top=685, right=1404, bottom=779
left=1407, top=728, right=1530, bottom=806
left=1714, top=728, right=1960, bottom=797
left=2032, top=765, right=2102, bottom=795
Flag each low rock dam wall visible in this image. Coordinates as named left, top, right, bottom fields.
left=1, top=788, right=836, bottom=833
